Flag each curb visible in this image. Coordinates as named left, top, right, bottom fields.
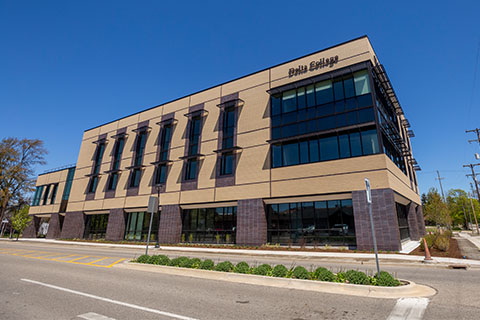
left=115, top=262, right=437, bottom=299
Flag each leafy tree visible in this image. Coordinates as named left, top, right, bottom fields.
left=422, top=188, right=451, bottom=227
left=0, top=138, right=47, bottom=222
left=11, top=205, right=32, bottom=240
left=446, top=189, right=480, bottom=230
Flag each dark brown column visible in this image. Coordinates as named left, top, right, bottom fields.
left=236, top=198, right=267, bottom=245
left=60, top=212, right=85, bottom=239
left=22, top=216, right=40, bottom=238
left=407, top=202, right=420, bottom=240
left=352, top=188, right=401, bottom=251
left=46, top=213, right=62, bottom=239
left=416, top=206, right=426, bottom=237
left=158, top=205, right=182, bottom=244
left=105, top=209, right=126, bottom=241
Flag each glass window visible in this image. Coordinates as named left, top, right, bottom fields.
left=361, top=129, right=379, bottom=155
left=344, top=77, right=355, bottom=99
left=346, top=111, right=358, bottom=126
left=282, top=141, right=299, bottom=166
left=297, top=87, right=306, bottom=109
left=354, top=70, right=371, bottom=95
left=306, top=119, right=317, bottom=133
left=282, top=123, right=297, bottom=138
left=319, top=136, right=339, bottom=161
left=272, top=144, right=282, bottom=168
left=108, top=172, right=119, bottom=190
left=336, top=113, right=347, bottom=128
left=156, top=164, right=167, bottom=184
left=185, top=159, right=197, bottom=180
left=358, top=107, right=375, bottom=123
left=278, top=203, right=290, bottom=230
left=50, top=184, right=58, bottom=204
left=315, top=201, right=329, bottom=230
left=130, top=168, right=141, bottom=187
left=315, top=80, right=333, bottom=105
left=88, top=176, right=98, bottom=193
left=271, top=94, right=281, bottom=116
left=356, top=94, right=372, bottom=108
left=272, top=127, right=281, bottom=140
left=299, top=141, right=309, bottom=164
left=302, top=202, right=315, bottom=230
left=317, top=103, right=335, bottom=117
left=282, top=89, right=297, bottom=113
left=306, top=85, right=315, bottom=107
left=350, top=132, right=362, bottom=156
left=134, top=132, right=147, bottom=166
left=318, top=116, right=336, bottom=131
left=333, top=80, right=344, bottom=101
left=271, top=115, right=282, bottom=127
left=113, top=138, right=125, bottom=170
left=339, top=134, right=350, bottom=158
left=345, top=98, right=356, bottom=111
left=309, top=139, right=319, bottom=162
left=220, top=153, right=233, bottom=175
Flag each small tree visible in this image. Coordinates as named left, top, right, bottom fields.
left=11, top=205, right=32, bottom=240
left=422, top=188, right=451, bottom=228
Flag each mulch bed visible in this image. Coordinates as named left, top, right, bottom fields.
left=409, top=238, right=464, bottom=259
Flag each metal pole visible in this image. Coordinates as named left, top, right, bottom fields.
left=365, top=178, right=380, bottom=275
left=155, top=185, right=162, bottom=248
left=145, top=211, right=154, bottom=256
left=145, top=196, right=159, bottom=256
left=469, top=196, right=480, bottom=235
left=467, top=198, right=474, bottom=230
left=462, top=204, right=468, bottom=230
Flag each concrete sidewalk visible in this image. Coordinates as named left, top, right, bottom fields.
left=2, top=237, right=479, bottom=267
left=458, top=232, right=480, bottom=250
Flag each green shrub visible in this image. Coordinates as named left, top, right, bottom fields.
left=272, top=265, right=288, bottom=278
left=335, top=272, right=346, bottom=283
left=345, top=270, right=370, bottom=285
left=169, top=256, right=189, bottom=267
left=215, top=261, right=234, bottom=272
left=434, top=235, right=450, bottom=252
left=136, top=254, right=150, bottom=264
left=199, top=259, right=215, bottom=270
left=442, top=229, right=453, bottom=238
left=420, top=234, right=436, bottom=251
left=253, top=264, right=272, bottom=276
left=190, top=258, right=201, bottom=268
left=312, top=267, right=335, bottom=282
left=233, top=261, right=250, bottom=274
left=148, top=255, right=170, bottom=265
left=374, top=271, right=401, bottom=287
left=292, top=266, right=310, bottom=279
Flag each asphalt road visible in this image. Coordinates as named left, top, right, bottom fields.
left=1, top=241, right=479, bottom=320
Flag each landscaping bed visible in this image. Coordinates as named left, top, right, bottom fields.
left=132, top=254, right=403, bottom=287
left=409, top=230, right=463, bottom=259
left=410, top=237, right=463, bottom=259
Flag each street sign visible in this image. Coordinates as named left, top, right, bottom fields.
left=147, top=196, right=159, bottom=213
left=365, top=178, right=372, bottom=204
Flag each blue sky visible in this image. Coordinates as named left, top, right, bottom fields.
left=1, top=1, right=479, bottom=196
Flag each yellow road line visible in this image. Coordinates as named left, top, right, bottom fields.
left=101, top=258, right=127, bottom=268
left=86, top=257, right=109, bottom=265
left=33, top=253, right=66, bottom=259
left=22, top=251, right=51, bottom=257
left=51, top=254, right=78, bottom=261
left=68, top=255, right=90, bottom=262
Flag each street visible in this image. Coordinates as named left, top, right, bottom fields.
left=1, top=241, right=479, bottom=320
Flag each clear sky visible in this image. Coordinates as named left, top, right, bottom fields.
left=1, top=0, right=479, bottom=196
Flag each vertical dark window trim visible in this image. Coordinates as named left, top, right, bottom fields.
left=127, top=121, right=149, bottom=194
left=42, top=184, right=51, bottom=205
left=368, top=63, right=384, bottom=154
left=151, top=114, right=175, bottom=194
left=105, top=128, right=127, bottom=198
left=50, top=183, right=58, bottom=204
left=181, top=104, right=205, bottom=191
left=215, top=93, right=239, bottom=187
left=86, top=134, right=107, bottom=199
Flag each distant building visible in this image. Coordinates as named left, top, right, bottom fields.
left=27, top=36, right=424, bottom=251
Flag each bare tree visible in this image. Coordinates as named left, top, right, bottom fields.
left=0, top=138, right=47, bottom=222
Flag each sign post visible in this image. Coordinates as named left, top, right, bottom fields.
left=145, top=196, right=159, bottom=256
left=365, top=178, right=380, bottom=275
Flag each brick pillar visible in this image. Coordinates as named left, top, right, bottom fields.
left=60, top=212, right=85, bottom=239
left=105, top=209, right=126, bottom=241
left=46, top=213, right=62, bottom=239
left=352, top=188, right=401, bottom=251
left=407, top=202, right=420, bottom=240
left=236, top=198, right=267, bottom=246
left=416, top=206, right=426, bottom=237
left=158, top=205, right=182, bottom=244
left=22, top=216, right=40, bottom=238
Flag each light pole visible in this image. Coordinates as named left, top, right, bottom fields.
left=155, top=184, right=163, bottom=248
left=365, top=178, right=380, bottom=275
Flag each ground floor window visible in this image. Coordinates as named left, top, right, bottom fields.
left=396, top=203, right=410, bottom=240
left=124, top=211, right=158, bottom=241
left=37, top=217, right=50, bottom=238
left=267, top=199, right=355, bottom=246
left=182, top=207, right=236, bottom=244
left=84, top=214, right=109, bottom=240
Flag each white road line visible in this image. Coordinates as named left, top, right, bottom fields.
left=21, top=279, right=198, bottom=320
left=77, top=312, right=116, bottom=320
left=387, top=298, right=429, bottom=320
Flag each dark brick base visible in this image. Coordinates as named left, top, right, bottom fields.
left=407, top=203, right=420, bottom=240
left=416, top=206, right=426, bottom=237
left=353, top=188, right=401, bottom=251
left=105, top=209, right=126, bottom=241
left=236, top=198, right=267, bottom=245
left=46, top=213, right=62, bottom=239
left=60, top=212, right=85, bottom=239
left=158, top=205, right=181, bottom=243
left=22, top=216, right=40, bottom=238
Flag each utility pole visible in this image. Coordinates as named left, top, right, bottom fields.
left=435, top=170, right=446, bottom=201
left=466, top=128, right=480, bottom=147
left=469, top=195, right=480, bottom=235
left=466, top=197, right=474, bottom=230
left=464, top=164, right=480, bottom=202
left=462, top=204, right=468, bottom=230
